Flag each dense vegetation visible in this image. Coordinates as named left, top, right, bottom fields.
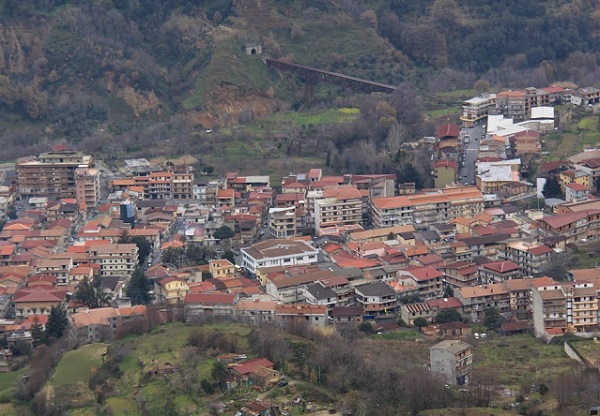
left=2, top=0, right=600, bottom=178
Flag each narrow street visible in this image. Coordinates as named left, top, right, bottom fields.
left=459, top=124, right=485, bottom=185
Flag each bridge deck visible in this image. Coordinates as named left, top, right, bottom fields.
left=265, top=57, right=396, bottom=93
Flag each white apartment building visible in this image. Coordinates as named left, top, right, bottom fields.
left=241, top=239, right=319, bottom=276
left=269, top=206, right=297, bottom=238
left=87, top=243, right=139, bottom=277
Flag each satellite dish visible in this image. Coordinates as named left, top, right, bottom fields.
left=443, top=298, right=448, bottom=302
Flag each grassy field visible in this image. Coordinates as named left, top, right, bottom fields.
left=473, top=335, right=576, bottom=389
left=0, top=367, right=27, bottom=396
left=50, top=343, right=108, bottom=387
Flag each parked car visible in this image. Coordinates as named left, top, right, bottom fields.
left=277, top=380, right=289, bottom=387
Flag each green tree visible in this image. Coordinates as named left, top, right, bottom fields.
left=211, top=360, right=228, bottom=390
left=435, top=309, right=462, bottom=323
left=413, top=317, right=429, bottom=328
left=484, top=307, right=502, bottom=330
left=162, top=247, right=185, bottom=265
left=185, top=244, right=206, bottom=265
left=222, top=249, right=235, bottom=264
left=214, top=225, right=234, bottom=240
left=126, top=268, right=153, bottom=305
left=46, top=304, right=68, bottom=340
left=30, top=316, right=46, bottom=346
left=73, top=275, right=112, bottom=309
left=202, top=271, right=213, bottom=281
left=119, top=231, right=152, bottom=264
left=359, top=321, right=374, bottom=334
left=542, top=176, right=562, bottom=199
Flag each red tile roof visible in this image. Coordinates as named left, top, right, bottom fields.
left=183, top=293, right=236, bottom=305
left=437, top=123, right=460, bottom=139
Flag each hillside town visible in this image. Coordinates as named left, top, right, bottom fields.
left=3, top=84, right=600, bottom=403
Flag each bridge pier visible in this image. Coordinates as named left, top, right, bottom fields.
left=304, top=80, right=315, bottom=105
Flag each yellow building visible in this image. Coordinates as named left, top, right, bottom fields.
left=559, top=169, right=591, bottom=193
left=155, top=277, right=190, bottom=304
left=433, top=160, right=458, bottom=189
left=209, top=259, right=235, bottom=279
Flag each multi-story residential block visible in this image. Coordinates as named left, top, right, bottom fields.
left=537, top=210, right=600, bottom=244
left=461, top=95, right=497, bottom=127
left=532, top=281, right=598, bottom=338
left=371, top=187, right=484, bottom=229
left=34, top=258, right=73, bottom=286
left=478, top=260, right=523, bottom=284
left=501, top=240, right=555, bottom=275
left=476, top=159, right=521, bottom=194
left=171, top=167, right=194, bottom=200
left=397, top=266, right=444, bottom=299
left=241, top=239, right=319, bottom=277
left=565, top=183, right=589, bottom=202
left=505, top=276, right=555, bottom=320
left=440, top=261, right=478, bottom=289
left=269, top=207, right=297, bottom=238
left=313, top=186, right=362, bottom=232
left=430, top=340, right=473, bottom=385
left=354, top=281, right=398, bottom=317
left=301, top=281, right=338, bottom=308
left=16, top=148, right=94, bottom=200
left=455, top=283, right=510, bottom=322
left=559, top=169, right=591, bottom=193
left=87, top=243, right=139, bottom=277
left=75, top=166, right=100, bottom=208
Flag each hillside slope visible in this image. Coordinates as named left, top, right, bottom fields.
left=0, top=0, right=599, bottom=160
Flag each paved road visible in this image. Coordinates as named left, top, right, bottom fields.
left=459, top=124, right=485, bottom=185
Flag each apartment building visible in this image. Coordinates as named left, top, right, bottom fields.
left=440, top=261, right=478, bottom=289
left=371, top=187, right=484, bottom=229
left=171, top=167, right=194, bottom=200
left=559, top=169, right=591, bottom=193
left=537, top=210, right=600, bottom=244
left=397, top=266, right=444, bottom=299
left=501, top=240, right=555, bottom=275
left=313, top=186, right=362, bottom=232
left=430, top=340, right=473, bottom=385
left=455, top=283, right=510, bottom=322
left=532, top=281, right=598, bottom=338
left=478, top=260, right=523, bottom=284
left=87, top=243, right=139, bottom=277
left=75, top=166, right=100, bottom=208
left=269, top=207, right=297, bottom=238
left=120, top=167, right=194, bottom=200
left=354, top=281, right=398, bottom=317
left=461, top=95, right=496, bottom=127
left=241, top=239, right=319, bottom=277
left=16, top=149, right=94, bottom=200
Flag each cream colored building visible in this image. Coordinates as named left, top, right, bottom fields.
left=87, top=243, right=139, bottom=277
left=16, top=149, right=94, bottom=199
left=269, top=207, right=297, bottom=238
left=314, top=186, right=362, bottom=232
left=371, top=187, right=484, bottom=228
left=75, top=166, right=100, bottom=208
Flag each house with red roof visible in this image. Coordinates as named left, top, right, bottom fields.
left=439, top=261, right=479, bottom=289
left=13, top=287, right=67, bottom=318
left=479, top=261, right=523, bottom=284
left=183, top=292, right=237, bottom=318
left=397, top=266, right=444, bottom=299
